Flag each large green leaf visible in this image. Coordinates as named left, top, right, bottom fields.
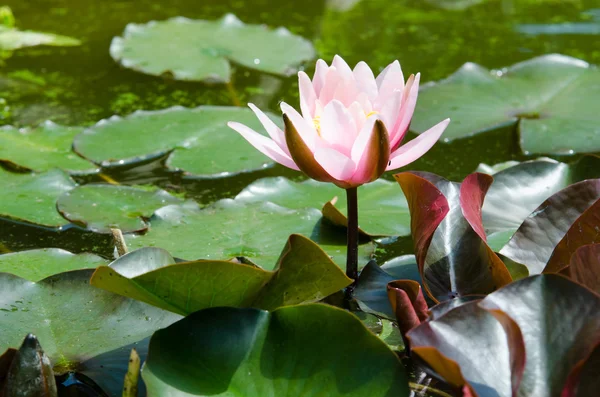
left=0, top=168, right=74, bottom=227
left=142, top=304, right=409, bottom=396
left=73, top=106, right=279, bottom=176
left=0, top=122, right=95, bottom=173
left=126, top=200, right=374, bottom=270
left=408, top=274, right=600, bottom=397
left=411, top=54, right=600, bottom=154
left=0, top=248, right=106, bottom=282
left=91, top=235, right=351, bottom=314
left=0, top=25, right=80, bottom=51
left=110, top=14, right=314, bottom=83
left=237, top=177, right=410, bottom=236
left=56, top=184, right=183, bottom=233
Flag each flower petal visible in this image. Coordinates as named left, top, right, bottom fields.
left=283, top=114, right=336, bottom=182
left=348, top=101, right=367, bottom=132
left=228, top=121, right=299, bottom=170
left=299, top=71, right=318, bottom=120
left=349, top=119, right=390, bottom=185
left=319, top=66, right=342, bottom=104
left=332, top=55, right=354, bottom=81
left=313, top=59, right=329, bottom=95
left=280, top=102, right=319, bottom=151
left=350, top=116, right=378, bottom=164
left=387, top=118, right=450, bottom=170
left=378, top=89, right=402, bottom=132
left=391, top=73, right=420, bottom=150
left=314, top=146, right=356, bottom=182
left=375, top=60, right=404, bottom=102
left=248, top=103, right=287, bottom=152
left=353, top=61, right=378, bottom=101
left=320, top=100, right=357, bottom=155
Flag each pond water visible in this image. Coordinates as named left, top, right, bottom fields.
left=1, top=0, right=600, bottom=394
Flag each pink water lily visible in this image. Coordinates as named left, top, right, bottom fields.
left=228, top=55, right=450, bottom=188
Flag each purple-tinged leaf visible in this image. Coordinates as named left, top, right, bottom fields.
left=566, top=243, right=600, bottom=294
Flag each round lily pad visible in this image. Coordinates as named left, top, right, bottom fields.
left=110, top=14, right=315, bottom=83
left=236, top=177, right=410, bottom=236
left=0, top=122, right=96, bottom=173
left=0, top=168, right=75, bottom=227
left=0, top=26, right=80, bottom=51
left=56, top=184, right=183, bottom=233
left=73, top=106, right=279, bottom=176
left=411, top=54, right=600, bottom=155
left=126, top=200, right=374, bottom=270
left=0, top=248, right=106, bottom=282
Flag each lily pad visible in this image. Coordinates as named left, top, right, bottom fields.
left=0, top=270, right=181, bottom=380
left=411, top=54, right=600, bottom=155
left=91, top=235, right=351, bottom=315
left=0, top=248, right=106, bottom=282
left=0, top=168, right=75, bottom=227
left=110, top=14, right=315, bottom=83
left=126, top=200, right=374, bottom=270
left=0, top=122, right=95, bottom=173
left=142, top=304, right=409, bottom=396
left=0, top=25, right=80, bottom=51
left=237, top=177, right=410, bottom=236
left=73, top=106, right=279, bottom=176
left=56, top=184, right=183, bottom=233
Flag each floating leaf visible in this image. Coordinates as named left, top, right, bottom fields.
left=0, top=168, right=75, bottom=227
left=0, top=122, right=95, bottom=173
left=237, top=177, right=410, bottom=236
left=126, top=200, right=373, bottom=270
left=387, top=280, right=428, bottom=344
left=0, top=248, right=106, bottom=282
left=500, top=179, right=600, bottom=274
left=142, top=304, right=409, bottom=396
left=110, top=14, right=314, bottom=83
left=0, top=270, right=180, bottom=384
left=0, top=25, right=80, bottom=51
left=73, top=106, right=280, bottom=176
left=92, top=235, right=351, bottom=314
left=411, top=54, right=600, bottom=155
left=56, top=184, right=183, bottom=233
left=395, top=171, right=511, bottom=302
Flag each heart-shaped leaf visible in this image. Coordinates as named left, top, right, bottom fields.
left=237, top=177, right=410, bottom=236
left=0, top=248, right=106, bottom=282
left=0, top=168, right=75, bottom=227
left=73, top=106, right=280, bottom=176
left=142, top=304, right=409, bottom=396
left=386, top=280, right=428, bottom=344
left=395, top=171, right=512, bottom=302
left=110, top=14, right=314, bottom=83
left=411, top=54, right=600, bottom=154
left=126, top=200, right=374, bottom=270
left=56, top=184, right=183, bottom=233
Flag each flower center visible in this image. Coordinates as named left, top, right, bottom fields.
left=313, top=116, right=322, bottom=136
left=365, top=110, right=379, bottom=118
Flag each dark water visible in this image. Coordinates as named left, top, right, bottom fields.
left=1, top=0, right=600, bottom=394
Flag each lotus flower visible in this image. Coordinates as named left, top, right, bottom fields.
left=228, top=55, right=450, bottom=188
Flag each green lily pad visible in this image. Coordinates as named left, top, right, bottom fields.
left=0, top=168, right=75, bottom=227
left=56, top=184, right=183, bottom=233
left=0, top=25, right=80, bottom=51
left=126, top=200, right=374, bottom=271
left=0, top=270, right=181, bottom=377
left=110, top=14, right=315, bottom=83
left=91, top=235, right=351, bottom=315
left=0, top=248, right=107, bottom=282
left=0, top=122, right=95, bottom=173
left=237, top=177, right=410, bottom=236
left=411, top=54, right=600, bottom=155
left=142, top=304, right=409, bottom=396
left=73, top=106, right=279, bottom=176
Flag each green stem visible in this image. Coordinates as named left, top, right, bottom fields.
left=344, top=187, right=359, bottom=300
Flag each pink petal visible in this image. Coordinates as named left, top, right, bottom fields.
left=349, top=120, right=390, bottom=186
left=319, top=66, right=342, bottom=104
left=298, top=71, right=317, bottom=120
left=348, top=101, right=367, bottom=131
left=375, top=60, right=404, bottom=102
left=390, top=73, right=420, bottom=149
left=248, top=103, right=287, bottom=152
left=313, top=59, right=329, bottom=95
left=350, top=116, right=378, bottom=164
left=314, top=146, right=356, bottom=181
left=387, top=118, right=450, bottom=170
left=377, top=89, right=402, bottom=132
left=228, top=122, right=300, bottom=170
left=353, top=61, right=378, bottom=101
left=280, top=102, right=319, bottom=151
left=332, top=55, right=354, bottom=81
left=320, top=100, right=357, bottom=155
left=333, top=79, right=360, bottom=107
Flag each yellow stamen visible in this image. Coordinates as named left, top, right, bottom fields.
left=313, top=116, right=322, bottom=136
left=366, top=110, right=379, bottom=118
